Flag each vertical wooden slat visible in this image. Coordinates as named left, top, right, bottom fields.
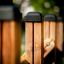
left=0, top=22, right=1, bottom=63
left=43, top=21, right=55, bottom=64
left=34, top=23, right=42, bottom=64
left=43, top=21, right=55, bottom=58
left=25, top=22, right=33, bottom=64
left=43, top=21, right=50, bottom=40
left=50, top=21, right=56, bottom=53
left=56, top=22, right=63, bottom=51
left=55, top=22, right=63, bottom=64
left=2, top=21, right=21, bottom=64
left=50, top=22, right=56, bottom=41
left=50, top=21, right=56, bottom=63
left=43, top=21, right=50, bottom=58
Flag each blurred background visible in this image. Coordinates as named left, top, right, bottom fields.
left=13, top=0, right=64, bottom=18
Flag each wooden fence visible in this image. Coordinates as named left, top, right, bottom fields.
left=0, top=12, right=63, bottom=64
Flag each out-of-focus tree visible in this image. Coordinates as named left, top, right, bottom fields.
left=30, top=0, right=60, bottom=15
left=13, top=0, right=60, bottom=16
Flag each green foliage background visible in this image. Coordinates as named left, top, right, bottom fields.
left=30, top=0, right=59, bottom=15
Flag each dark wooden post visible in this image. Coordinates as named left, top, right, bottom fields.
left=22, top=12, right=34, bottom=64
left=22, top=12, right=42, bottom=64
left=0, top=6, right=21, bottom=64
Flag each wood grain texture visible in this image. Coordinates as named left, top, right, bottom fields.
left=56, top=22, right=63, bottom=51
left=34, top=23, right=42, bottom=64
left=43, top=21, right=50, bottom=40
left=43, top=21, right=55, bottom=58
left=25, top=22, right=33, bottom=64
left=2, top=21, right=21, bottom=64
left=50, top=21, right=56, bottom=64
left=50, top=22, right=56, bottom=41
left=43, top=21, right=50, bottom=57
